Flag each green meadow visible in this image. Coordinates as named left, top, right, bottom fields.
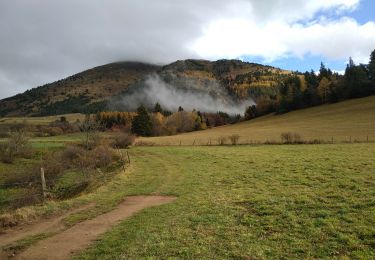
left=73, top=144, right=375, bottom=259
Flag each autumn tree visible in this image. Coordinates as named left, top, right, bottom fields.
left=79, top=114, right=102, bottom=150
left=151, top=112, right=166, bottom=136
left=317, top=77, right=331, bottom=103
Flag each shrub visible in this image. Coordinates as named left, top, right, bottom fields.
left=134, top=141, right=155, bottom=146
left=0, top=142, right=15, bottom=163
left=79, top=117, right=102, bottom=150
left=1, top=164, right=40, bottom=188
left=61, top=145, right=85, bottom=163
left=45, top=126, right=64, bottom=136
left=92, top=145, right=115, bottom=168
left=217, top=136, right=227, bottom=145
left=112, top=133, right=135, bottom=149
left=0, top=130, right=30, bottom=163
left=281, top=132, right=302, bottom=144
left=229, top=134, right=240, bottom=145
left=293, top=133, right=302, bottom=143
left=41, top=153, right=67, bottom=188
left=2, top=188, right=42, bottom=210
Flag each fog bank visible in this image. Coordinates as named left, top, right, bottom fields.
left=115, top=75, right=254, bottom=115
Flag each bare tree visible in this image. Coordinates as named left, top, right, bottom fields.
left=79, top=115, right=102, bottom=150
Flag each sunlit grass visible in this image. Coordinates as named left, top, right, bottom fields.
left=75, top=144, right=375, bottom=259
left=140, top=96, right=375, bottom=145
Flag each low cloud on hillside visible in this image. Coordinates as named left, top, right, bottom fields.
left=112, top=75, right=254, bottom=115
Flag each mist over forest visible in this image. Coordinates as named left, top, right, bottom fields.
left=109, top=74, right=255, bottom=115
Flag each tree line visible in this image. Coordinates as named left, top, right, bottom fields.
left=245, top=49, right=375, bottom=118
left=96, top=103, right=242, bottom=137
left=96, top=50, right=375, bottom=136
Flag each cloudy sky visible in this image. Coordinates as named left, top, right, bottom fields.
left=0, top=0, right=374, bottom=99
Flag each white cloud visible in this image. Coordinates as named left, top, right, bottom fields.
left=192, top=16, right=375, bottom=64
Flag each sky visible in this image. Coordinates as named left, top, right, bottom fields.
left=0, top=0, right=374, bottom=99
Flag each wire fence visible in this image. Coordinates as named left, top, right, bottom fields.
left=1, top=152, right=131, bottom=209
left=138, top=135, right=375, bottom=147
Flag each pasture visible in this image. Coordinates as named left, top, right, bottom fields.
left=2, top=143, right=374, bottom=258
left=140, top=96, right=375, bottom=145
left=75, top=144, right=375, bottom=259
left=0, top=114, right=85, bottom=126
left=0, top=97, right=375, bottom=258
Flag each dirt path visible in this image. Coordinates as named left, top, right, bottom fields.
left=14, top=196, right=175, bottom=260
left=0, top=203, right=94, bottom=248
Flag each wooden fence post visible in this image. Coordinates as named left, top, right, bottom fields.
left=40, top=167, right=47, bottom=198
left=117, top=147, right=126, bottom=171
left=126, top=150, right=131, bottom=164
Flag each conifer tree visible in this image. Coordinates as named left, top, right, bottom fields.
left=153, top=102, right=163, bottom=113
left=369, top=49, right=375, bottom=85
left=131, top=105, right=152, bottom=136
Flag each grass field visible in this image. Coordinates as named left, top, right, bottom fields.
left=2, top=141, right=374, bottom=258
left=69, top=144, right=375, bottom=259
left=0, top=113, right=85, bottom=126
left=1, top=97, right=375, bottom=258
left=140, top=96, right=375, bottom=145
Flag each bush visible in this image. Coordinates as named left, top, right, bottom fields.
left=229, top=134, right=240, bottom=145
left=60, top=145, right=85, bottom=164
left=59, top=143, right=114, bottom=171
left=79, top=117, right=102, bottom=150
left=0, top=142, right=15, bottom=163
left=0, top=130, right=30, bottom=163
left=92, top=145, right=115, bottom=168
left=1, top=164, right=40, bottom=188
left=134, top=141, right=155, bottom=146
left=43, top=157, right=65, bottom=181
left=217, top=136, right=227, bottom=145
left=280, top=132, right=302, bottom=144
left=111, top=133, right=135, bottom=149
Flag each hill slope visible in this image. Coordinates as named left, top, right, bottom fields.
left=0, top=60, right=291, bottom=116
left=140, top=96, right=375, bottom=144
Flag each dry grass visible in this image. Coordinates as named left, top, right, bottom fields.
left=139, top=96, right=375, bottom=145
left=0, top=114, right=85, bottom=126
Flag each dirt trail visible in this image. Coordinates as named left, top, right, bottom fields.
left=0, top=203, right=94, bottom=247
left=14, top=196, right=175, bottom=260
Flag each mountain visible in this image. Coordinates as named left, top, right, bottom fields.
left=0, top=59, right=293, bottom=116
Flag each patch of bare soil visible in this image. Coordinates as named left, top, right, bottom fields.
left=0, top=204, right=94, bottom=248
left=13, top=196, right=175, bottom=260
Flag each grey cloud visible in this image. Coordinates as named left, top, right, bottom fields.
left=0, top=0, right=234, bottom=99
left=0, top=0, right=364, bottom=99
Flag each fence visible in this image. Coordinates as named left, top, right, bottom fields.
left=142, top=135, right=374, bottom=147
left=0, top=149, right=131, bottom=209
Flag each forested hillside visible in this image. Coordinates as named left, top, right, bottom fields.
left=0, top=60, right=292, bottom=116
left=1, top=50, right=374, bottom=117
